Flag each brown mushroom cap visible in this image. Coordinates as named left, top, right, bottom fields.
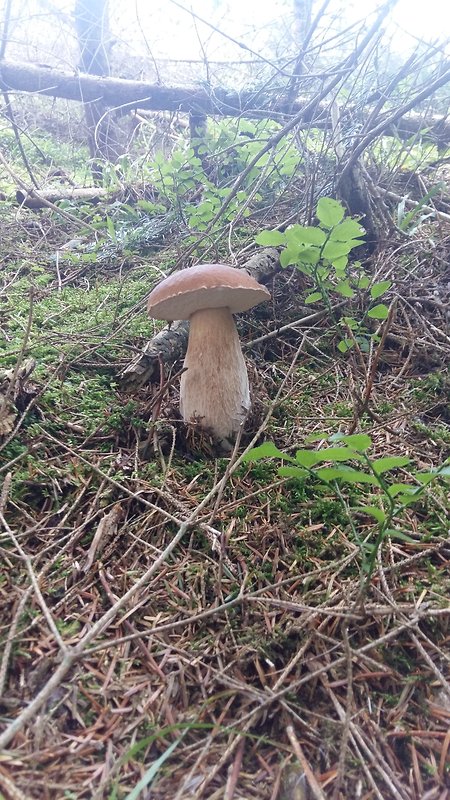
left=147, top=263, right=270, bottom=321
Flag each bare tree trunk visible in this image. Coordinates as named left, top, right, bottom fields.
left=74, top=0, right=123, bottom=182
left=285, top=0, right=316, bottom=109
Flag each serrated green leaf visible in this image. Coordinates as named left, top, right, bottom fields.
left=296, top=246, right=321, bottom=265
left=242, top=442, right=295, bottom=463
left=396, top=495, right=423, bottom=507
left=414, top=473, right=435, bottom=486
left=329, top=219, right=366, bottom=241
left=335, top=280, right=355, bottom=298
left=305, top=292, right=322, bottom=304
left=286, top=225, right=326, bottom=246
left=370, top=280, right=392, bottom=300
left=322, top=240, right=356, bottom=261
left=278, top=466, right=308, bottom=479
left=255, top=230, right=286, bottom=246
left=368, top=304, right=389, bottom=319
left=387, top=483, right=417, bottom=498
left=372, top=456, right=410, bottom=474
left=315, top=447, right=363, bottom=462
left=416, top=465, right=450, bottom=482
left=316, top=198, right=345, bottom=228
left=295, top=449, right=322, bottom=467
left=316, top=467, right=379, bottom=484
left=359, top=505, right=386, bottom=522
left=332, top=434, right=372, bottom=450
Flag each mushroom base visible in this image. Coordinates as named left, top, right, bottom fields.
left=180, top=307, right=250, bottom=443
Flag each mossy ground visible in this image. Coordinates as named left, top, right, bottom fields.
left=0, top=128, right=449, bottom=800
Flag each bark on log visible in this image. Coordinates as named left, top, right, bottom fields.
left=120, top=248, right=280, bottom=391
left=16, top=187, right=107, bottom=207
left=1, top=59, right=449, bottom=143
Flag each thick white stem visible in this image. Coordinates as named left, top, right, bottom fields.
left=180, top=307, right=250, bottom=441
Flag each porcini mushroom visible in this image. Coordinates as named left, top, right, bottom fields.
left=147, top=263, right=270, bottom=443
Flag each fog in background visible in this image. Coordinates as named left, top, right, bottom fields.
left=1, top=0, right=449, bottom=88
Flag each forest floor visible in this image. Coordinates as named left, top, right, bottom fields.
left=0, top=153, right=449, bottom=800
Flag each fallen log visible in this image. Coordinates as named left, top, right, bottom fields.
left=120, top=248, right=280, bottom=391
left=16, top=187, right=107, bottom=208
left=1, top=59, right=449, bottom=143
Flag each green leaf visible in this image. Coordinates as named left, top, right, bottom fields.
left=396, top=494, right=423, bottom=507
left=296, top=246, right=321, bottom=265
left=370, top=280, right=392, bottom=300
left=286, top=225, right=326, bottom=246
left=305, top=292, right=322, bottom=304
left=384, top=529, right=415, bottom=543
left=242, top=442, right=295, bottom=463
left=316, top=198, right=345, bottom=228
left=316, top=467, right=380, bottom=485
left=278, top=466, right=308, bottom=479
left=358, top=275, right=370, bottom=289
left=315, top=447, right=362, bottom=462
left=295, top=449, right=322, bottom=467
left=295, top=263, right=314, bottom=276
left=124, top=732, right=186, bottom=800
left=329, top=219, right=366, bottom=241
left=338, top=338, right=353, bottom=353
left=386, top=483, right=417, bottom=498
left=441, top=465, right=450, bottom=476
left=332, top=255, right=348, bottom=271
left=322, top=240, right=357, bottom=261
left=305, top=432, right=329, bottom=443
left=416, top=465, right=450, bottom=483
left=414, top=472, right=436, bottom=486
left=368, top=304, right=389, bottom=320
left=106, top=215, right=116, bottom=241
left=341, top=316, right=359, bottom=330
left=332, top=434, right=372, bottom=451
left=372, top=456, right=410, bottom=474
left=359, top=505, right=386, bottom=523
left=280, top=246, right=300, bottom=268
left=356, top=335, right=370, bottom=352
left=255, top=230, right=286, bottom=246
left=335, top=280, right=355, bottom=298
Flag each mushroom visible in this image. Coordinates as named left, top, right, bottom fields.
left=147, top=263, right=270, bottom=444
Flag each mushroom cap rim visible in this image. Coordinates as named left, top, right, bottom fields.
left=147, top=262, right=270, bottom=321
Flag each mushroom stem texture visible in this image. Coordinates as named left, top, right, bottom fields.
left=180, top=307, right=250, bottom=441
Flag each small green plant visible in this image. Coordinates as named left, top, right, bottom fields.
left=396, top=184, right=444, bottom=234
left=137, top=118, right=300, bottom=234
left=256, top=198, right=393, bottom=352
left=243, top=434, right=449, bottom=587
